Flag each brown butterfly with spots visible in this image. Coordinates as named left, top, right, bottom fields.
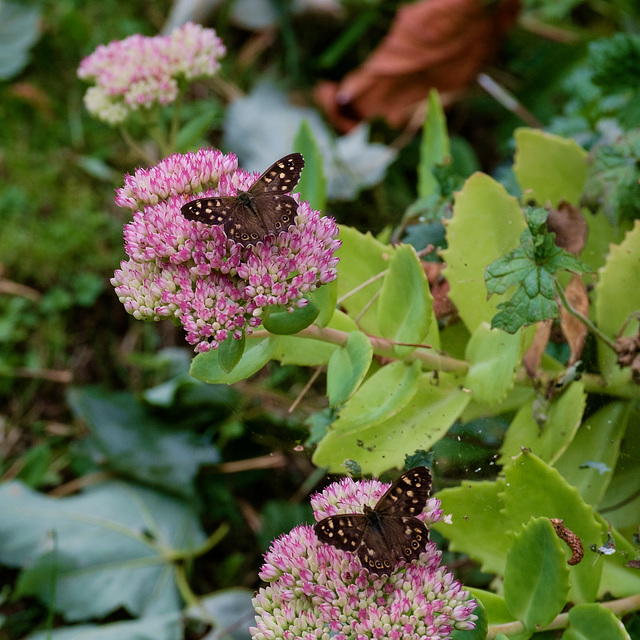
left=181, top=153, right=304, bottom=247
left=314, top=466, right=432, bottom=574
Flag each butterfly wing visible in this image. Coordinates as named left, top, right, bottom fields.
left=314, top=514, right=367, bottom=555
left=181, top=196, right=237, bottom=225
left=375, top=466, right=432, bottom=517
left=249, top=153, right=305, bottom=196
left=358, top=514, right=429, bottom=573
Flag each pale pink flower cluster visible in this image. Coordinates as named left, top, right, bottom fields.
left=78, top=22, right=226, bottom=124
left=111, top=149, right=340, bottom=352
left=252, top=476, right=477, bottom=640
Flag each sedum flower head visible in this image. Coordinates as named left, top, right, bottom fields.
left=111, top=149, right=340, bottom=352
left=78, top=22, right=226, bottom=124
left=251, top=475, right=477, bottom=640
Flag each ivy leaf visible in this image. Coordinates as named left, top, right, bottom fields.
left=485, top=208, right=590, bottom=334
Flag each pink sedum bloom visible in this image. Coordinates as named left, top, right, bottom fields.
left=251, top=475, right=477, bottom=640
left=111, top=149, right=340, bottom=352
left=78, top=22, right=226, bottom=124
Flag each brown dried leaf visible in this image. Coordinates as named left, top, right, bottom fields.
left=315, top=0, right=520, bottom=130
left=547, top=201, right=588, bottom=255
left=523, top=320, right=552, bottom=377
left=559, top=275, right=589, bottom=365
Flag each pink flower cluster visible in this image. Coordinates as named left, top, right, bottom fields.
left=251, top=475, right=477, bottom=640
left=111, top=149, right=340, bottom=352
left=78, top=22, right=226, bottom=124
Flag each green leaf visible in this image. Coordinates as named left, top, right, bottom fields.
left=327, top=331, right=373, bottom=408
left=0, top=2, right=41, bottom=79
left=513, top=128, right=588, bottom=206
left=486, top=208, right=590, bottom=333
left=442, top=173, right=526, bottom=333
left=554, top=401, right=631, bottom=507
left=25, top=614, right=182, bottom=640
left=294, top=119, right=327, bottom=212
left=309, top=278, right=337, bottom=328
left=501, top=452, right=602, bottom=604
left=378, top=244, right=433, bottom=357
left=503, top=518, right=570, bottom=630
left=262, top=298, right=320, bottom=335
left=335, top=225, right=390, bottom=334
left=313, top=372, right=470, bottom=475
left=218, top=333, right=246, bottom=373
left=67, top=387, right=220, bottom=498
left=499, top=381, right=586, bottom=465
left=0, top=481, right=204, bottom=620
left=433, top=479, right=512, bottom=576
left=328, top=360, right=421, bottom=435
left=594, top=220, right=640, bottom=386
left=564, top=603, right=631, bottom=640
left=190, top=337, right=278, bottom=384
left=418, top=90, right=450, bottom=198
left=467, top=588, right=515, bottom=626
left=186, top=589, right=255, bottom=640
left=464, top=323, right=522, bottom=404
left=271, top=309, right=355, bottom=366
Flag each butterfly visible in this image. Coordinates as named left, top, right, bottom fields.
left=314, top=466, right=432, bottom=574
left=181, top=153, right=305, bottom=247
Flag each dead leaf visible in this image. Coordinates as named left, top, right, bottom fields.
left=559, top=275, right=589, bottom=365
left=547, top=201, right=588, bottom=255
left=315, top=0, right=520, bottom=130
left=523, top=319, right=552, bottom=377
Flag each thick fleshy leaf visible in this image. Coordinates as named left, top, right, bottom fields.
left=499, top=381, right=586, bottom=465
left=464, top=323, right=522, bottom=404
left=378, top=243, right=433, bottom=357
left=564, top=603, right=630, bottom=640
left=433, top=479, right=511, bottom=576
left=294, top=119, right=327, bottom=212
left=262, top=298, right=320, bottom=335
left=594, top=219, right=640, bottom=385
left=501, top=452, right=602, bottom=604
left=503, top=518, right=570, bottom=630
left=554, top=401, right=630, bottom=507
left=313, top=372, right=470, bottom=474
left=513, top=128, right=588, bottom=206
left=0, top=481, right=204, bottom=620
left=327, top=331, right=373, bottom=408
left=335, top=225, right=390, bottom=334
left=309, top=278, right=337, bottom=328
left=218, top=334, right=246, bottom=373
left=443, top=172, right=525, bottom=333
left=190, top=337, right=278, bottom=384
left=328, top=360, right=421, bottom=435
left=418, top=90, right=450, bottom=198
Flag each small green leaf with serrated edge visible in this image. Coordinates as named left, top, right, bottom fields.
left=504, top=518, right=570, bottom=631
left=486, top=208, right=590, bottom=333
left=262, top=298, right=320, bottom=335
left=327, top=331, right=373, bottom=408
left=564, top=603, right=631, bottom=640
left=218, top=333, right=246, bottom=373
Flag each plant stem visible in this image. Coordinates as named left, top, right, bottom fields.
left=555, top=282, right=617, bottom=351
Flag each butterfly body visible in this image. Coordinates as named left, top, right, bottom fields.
left=181, top=153, right=304, bottom=247
left=314, top=467, right=432, bottom=574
